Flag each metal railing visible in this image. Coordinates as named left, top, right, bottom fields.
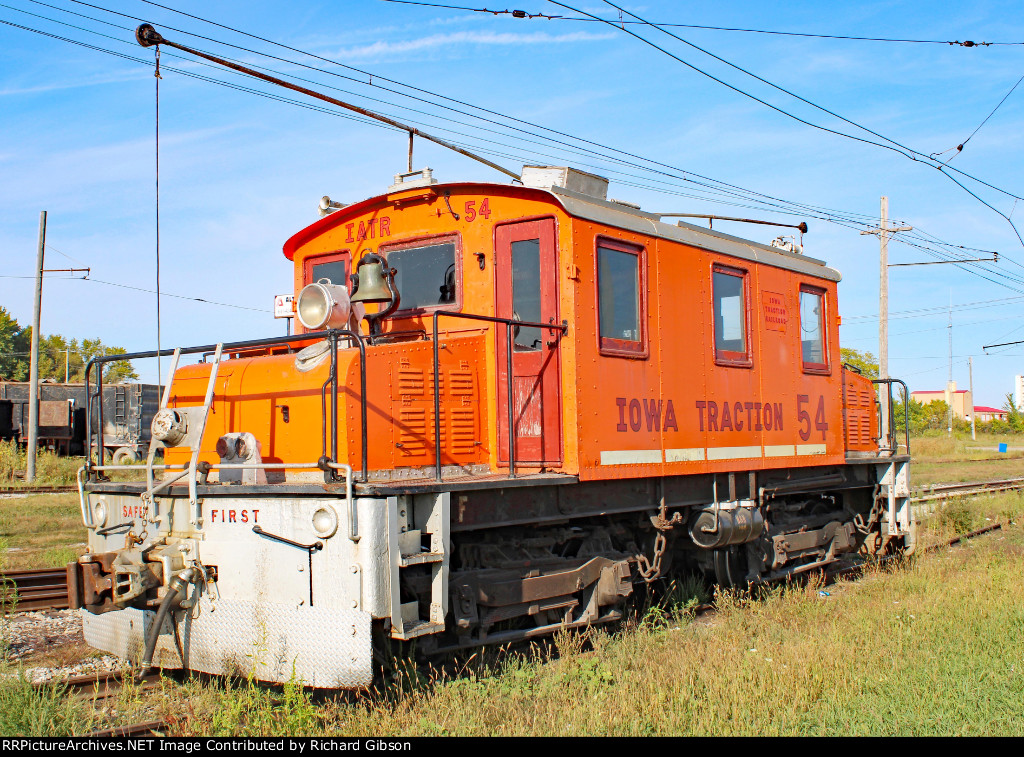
left=431, top=311, right=567, bottom=482
left=873, top=377, right=910, bottom=455
left=83, top=329, right=367, bottom=483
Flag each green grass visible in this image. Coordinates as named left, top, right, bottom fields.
left=0, top=493, right=87, bottom=571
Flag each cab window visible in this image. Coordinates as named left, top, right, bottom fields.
left=304, top=251, right=350, bottom=289
left=381, top=236, right=459, bottom=313
left=713, top=265, right=751, bottom=367
left=800, top=286, right=829, bottom=372
left=597, top=239, right=646, bottom=357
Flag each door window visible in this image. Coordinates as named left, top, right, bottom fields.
left=512, top=239, right=543, bottom=350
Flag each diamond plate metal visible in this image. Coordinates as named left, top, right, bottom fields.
left=83, top=600, right=372, bottom=688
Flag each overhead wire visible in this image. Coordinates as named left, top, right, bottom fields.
left=935, top=73, right=1024, bottom=163
left=4, top=3, right=1023, bottom=295
left=378, top=0, right=1018, bottom=46
left=546, top=0, right=1024, bottom=248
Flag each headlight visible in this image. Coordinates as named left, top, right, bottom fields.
left=311, top=505, right=338, bottom=538
left=296, top=281, right=351, bottom=330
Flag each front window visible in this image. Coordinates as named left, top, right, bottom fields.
left=311, top=258, right=348, bottom=288
left=713, top=266, right=751, bottom=367
left=383, top=240, right=458, bottom=312
left=800, top=286, right=829, bottom=372
left=304, top=252, right=350, bottom=290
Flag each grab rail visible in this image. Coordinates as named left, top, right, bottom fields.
left=83, top=328, right=368, bottom=483
left=872, top=377, right=911, bottom=456
left=430, top=311, right=567, bottom=482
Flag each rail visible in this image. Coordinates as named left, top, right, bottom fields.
left=431, top=311, right=568, bottom=482
left=2, top=567, right=69, bottom=611
left=83, top=329, right=368, bottom=482
left=873, top=377, right=910, bottom=455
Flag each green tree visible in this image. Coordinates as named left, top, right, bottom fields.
left=0, top=315, right=137, bottom=383
left=839, top=347, right=879, bottom=379
left=0, top=307, right=29, bottom=380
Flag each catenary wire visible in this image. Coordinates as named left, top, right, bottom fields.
left=378, top=0, right=1018, bottom=46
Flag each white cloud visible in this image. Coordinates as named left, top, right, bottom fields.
left=323, top=30, right=616, bottom=61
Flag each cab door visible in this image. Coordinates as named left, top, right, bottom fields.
left=495, top=219, right=562, bottom=466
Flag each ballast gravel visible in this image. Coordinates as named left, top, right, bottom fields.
left=1, top=609, right=123, bottom=683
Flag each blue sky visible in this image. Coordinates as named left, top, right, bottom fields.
left=2, top=1, right=1024, bottom=407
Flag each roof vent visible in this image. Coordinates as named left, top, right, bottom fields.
left=521, top=165, right=608, bottom=200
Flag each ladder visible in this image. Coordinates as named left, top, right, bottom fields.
left=387, top=492, right=450, bottom=640
left=113, top=385, right=128, bottom=440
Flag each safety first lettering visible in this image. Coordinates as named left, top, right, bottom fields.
left=615, top=395, right=829, bottom=441
left=209, top=508, right=260, bottom=524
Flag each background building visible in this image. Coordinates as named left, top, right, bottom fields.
left=911, top=381, right=973, bottom=420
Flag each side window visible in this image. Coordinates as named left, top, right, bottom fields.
left=800, top=285, right=829, bottom=373
left=305, top=252, right=349, bottom=289
left=597, top=239, right=646, bottom=357
left=712, top=265, right=751, bottom=367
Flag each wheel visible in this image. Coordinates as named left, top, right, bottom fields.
left=112, top=447, right=138, bottom=465
left=712, top=546, right=745, bottom=588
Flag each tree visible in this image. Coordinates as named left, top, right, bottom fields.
left=839, top=347, right=879, bottom=379
left=0, top=307, right=29, bottom=380
left=0, top=312, right=137, bottom=383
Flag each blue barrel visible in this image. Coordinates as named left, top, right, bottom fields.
left=999, top=442, right=1008, bottom=453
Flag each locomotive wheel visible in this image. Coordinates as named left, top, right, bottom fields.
left=712, top=546, right=745, bottom=588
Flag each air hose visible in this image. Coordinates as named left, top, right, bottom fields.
left=137, top=566, right=197, bottom=681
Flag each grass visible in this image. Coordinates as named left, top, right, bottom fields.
left=910, top=432, right=1024, bottom=486
left=0, top=494, right=87, bottom=571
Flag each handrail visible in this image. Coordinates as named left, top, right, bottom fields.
left=83, top=328, right=368, bottom=483
left=872, top=377, right=911, bottom=456
left=431, top=311, right=568, bottom=482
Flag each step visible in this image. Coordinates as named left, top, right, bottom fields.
left=391, top=619, right=445, bottom=641
left=399, top=551, right=445, bottom=567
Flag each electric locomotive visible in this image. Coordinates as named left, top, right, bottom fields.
left=71, top=165, right=911, bottom=688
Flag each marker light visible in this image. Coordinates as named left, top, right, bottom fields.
left=311, top=506, right=339, bottom=538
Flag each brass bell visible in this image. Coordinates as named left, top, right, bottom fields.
left=350, top=255, right=393, bottom=304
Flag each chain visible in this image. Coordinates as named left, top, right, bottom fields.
left=636, top=532, right=667, bottom=583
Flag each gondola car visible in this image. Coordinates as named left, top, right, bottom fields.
left=71, top=165, right=911, bottom=688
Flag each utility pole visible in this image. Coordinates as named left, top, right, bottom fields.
left=969, top=356, right=976, bottom=441
left=26, top=211, right=46, bottom=483
left=861, top=197, right=912, bottom=446
left=947, top=292, right=953, bottom=437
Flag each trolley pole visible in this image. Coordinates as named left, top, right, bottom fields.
left=26, top=211, right=46, bottom=483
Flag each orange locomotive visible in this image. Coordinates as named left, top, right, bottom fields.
left=73, top=166, right=911, bottom=687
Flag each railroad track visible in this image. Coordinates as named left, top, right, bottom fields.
left=0, top=484, right=77, bottom=495
left=2, top=567, right=69, bottom=611
left=912, top=477, right=1024, bottom=502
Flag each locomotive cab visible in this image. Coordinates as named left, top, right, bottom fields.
left=71, top=165, right=912, bottom=687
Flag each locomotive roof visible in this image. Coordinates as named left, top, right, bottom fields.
left=283, top=180, right=841, bottom=283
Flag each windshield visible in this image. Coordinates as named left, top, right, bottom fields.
left=386, top=241, right=457, bottom=311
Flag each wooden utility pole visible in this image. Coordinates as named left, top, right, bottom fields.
left=969, top=356, right=976, bottom=441
left=26, top=211, right=46, bottom=483
left=861, top=197, right=912, bottom=445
